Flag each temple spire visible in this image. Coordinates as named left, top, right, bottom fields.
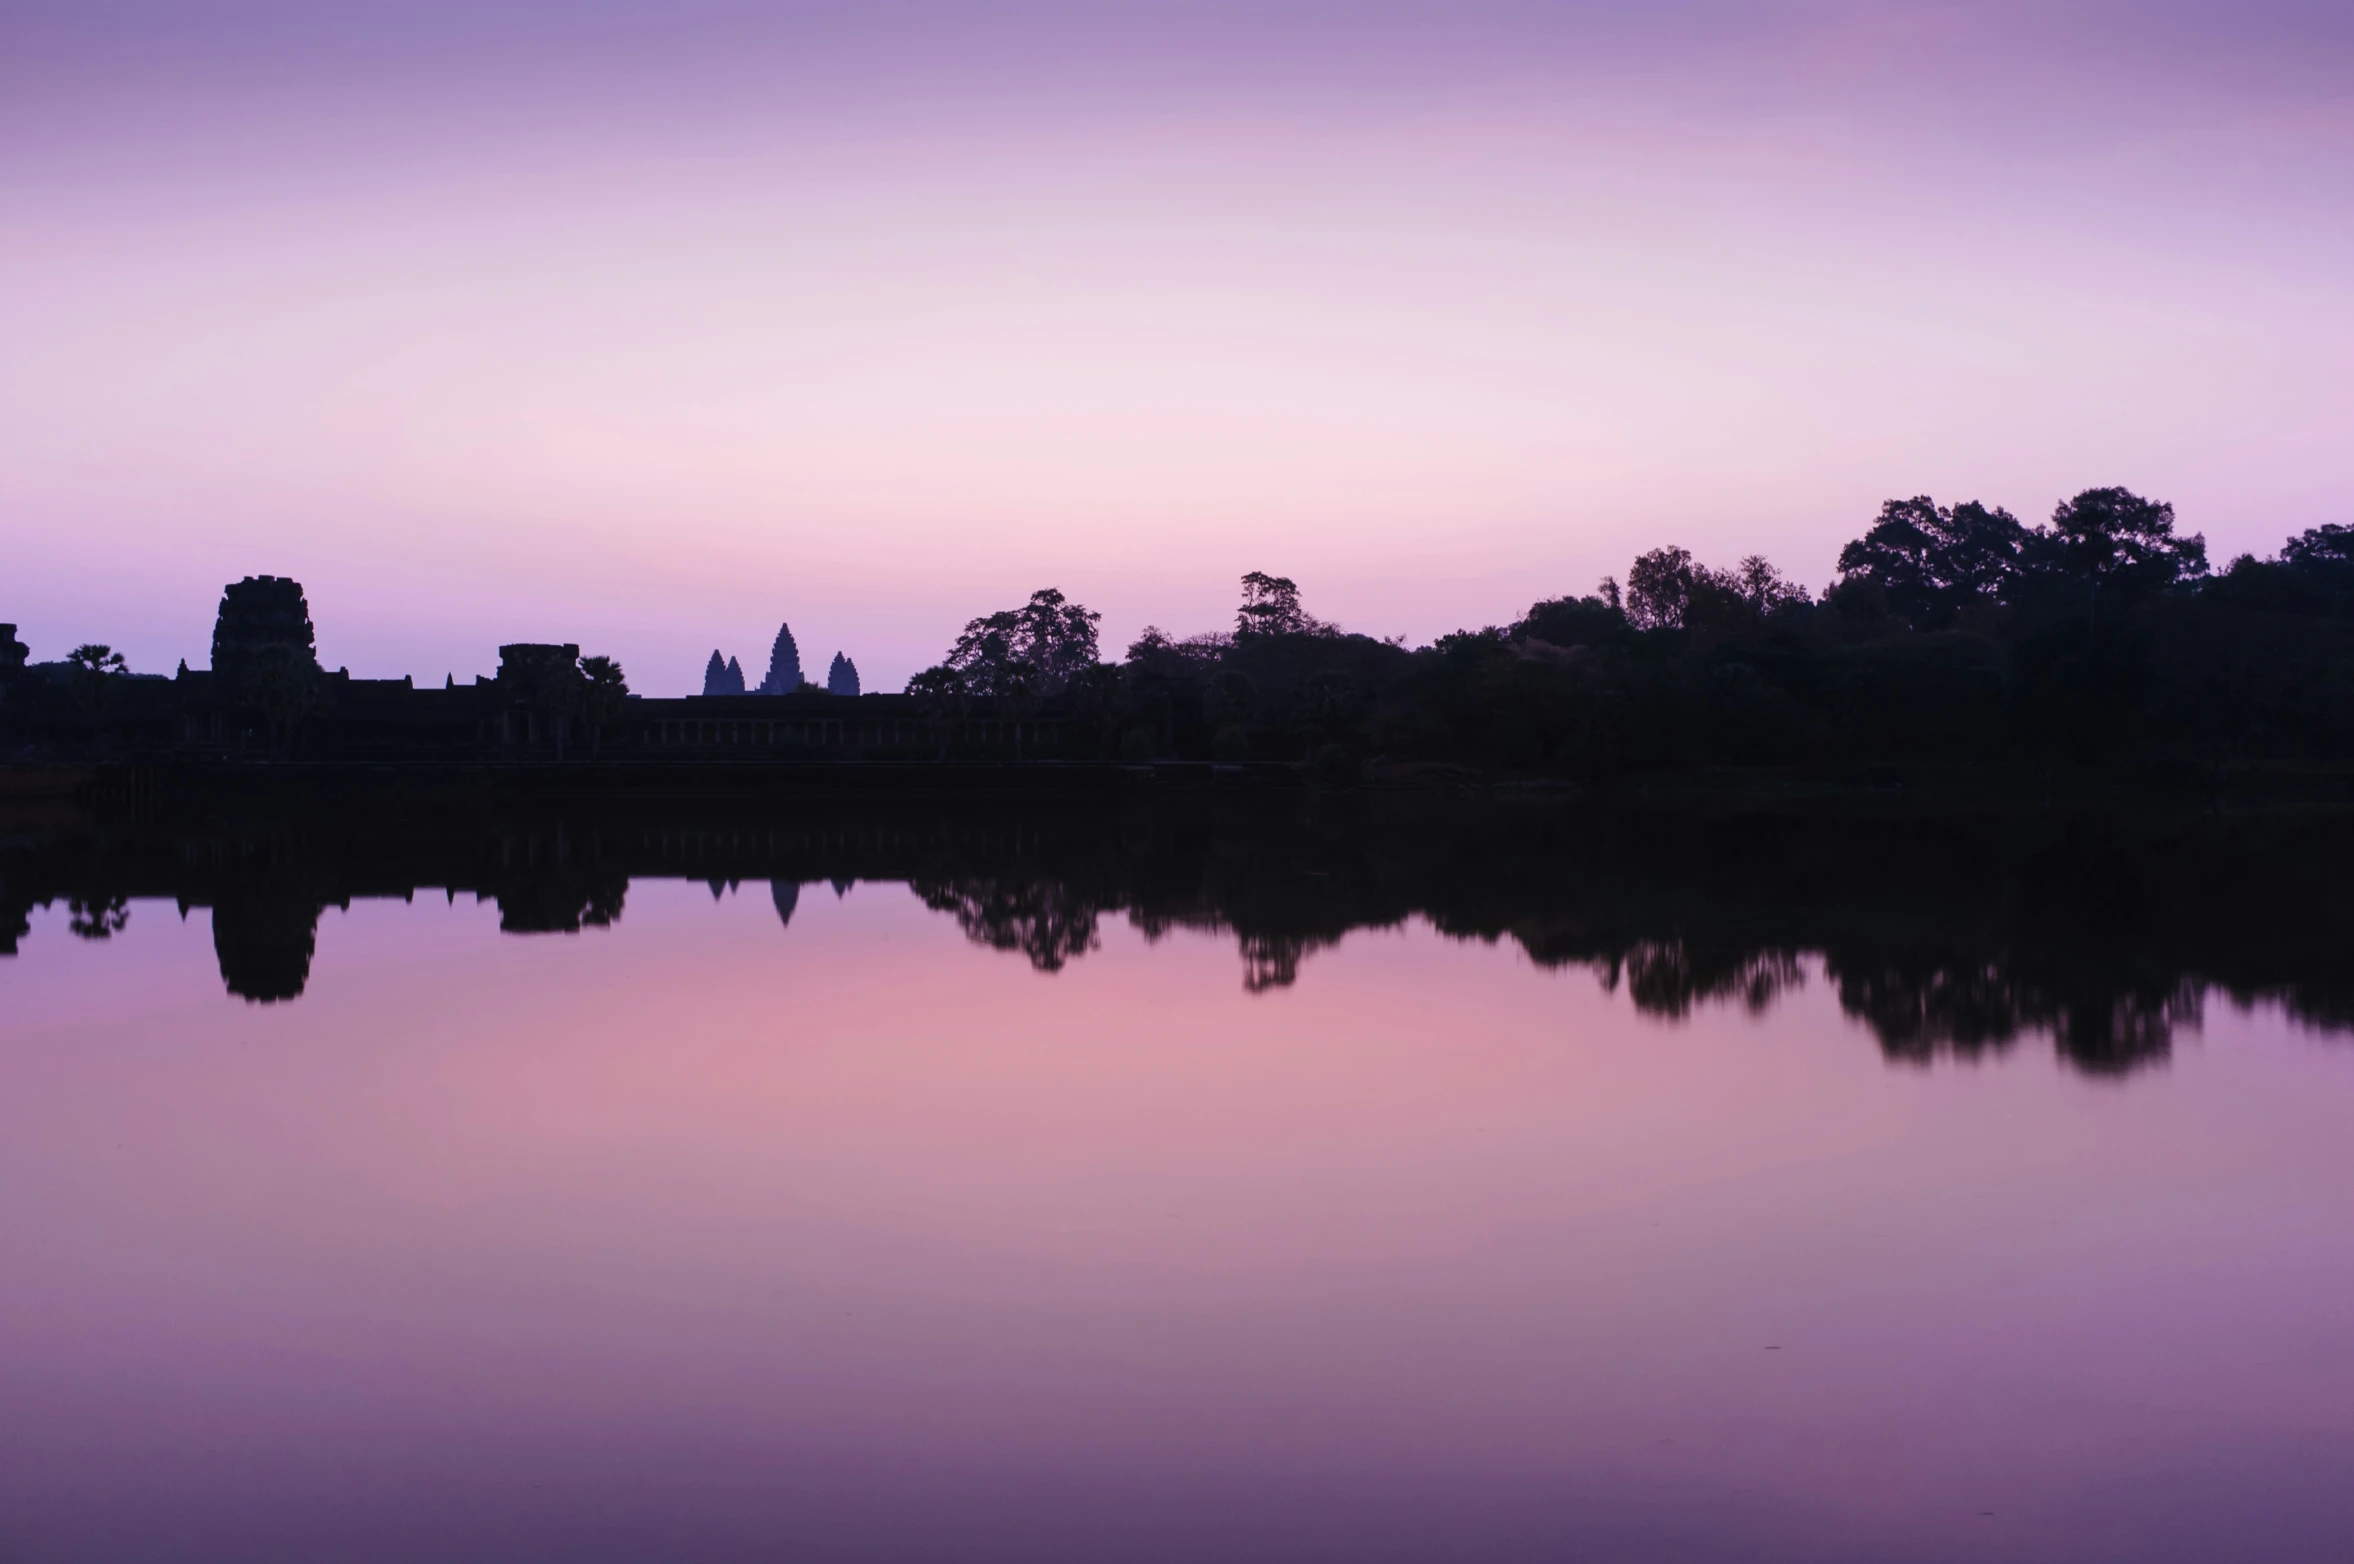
left=760, top=622, right=803, bottom=694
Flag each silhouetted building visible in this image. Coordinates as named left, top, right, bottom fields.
left=771, top=879, right=800, bottom=929
left=497, top=643, right=581, bottom=695
left=0, top=623, right=24, bottom=746
left=211, top=886, right=320, bottom=1003
left=760, top=624, right=804, bottom=694
left=703, top=650, right=747, bottom=696
left=8, top=575, right=1080, bottom=763
left=211, top=576, right=318, bottom=697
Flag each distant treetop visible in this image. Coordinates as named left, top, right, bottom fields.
left=1623, top=548, right=1807, bottom=632
left=1237, top=572, right=1334, bottom=638
left=942, top=587, right=1102, bottom=696
left=1830, top=486, right=2208, bottom=629
left=1835, top=497, right=2029, bottom=631
left=2034, top=487, right=2207, bottom=595
left=2283, top=524, right=2354, bottom=588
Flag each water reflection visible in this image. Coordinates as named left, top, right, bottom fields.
left=6, top=793, right=2352, bottom=1074
left=8, top=792, right=2354, bottom=1564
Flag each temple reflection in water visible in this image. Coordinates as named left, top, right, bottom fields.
left=7, top=789, right=2351, bottom=1078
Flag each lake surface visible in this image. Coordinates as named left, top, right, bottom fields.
left=4, top=796, right=2352, bottom=1561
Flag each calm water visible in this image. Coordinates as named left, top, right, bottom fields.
left=4, top=798, right=2353, bottom=1561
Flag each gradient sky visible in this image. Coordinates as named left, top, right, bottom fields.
left=4, top=2, right=2350, bottom=691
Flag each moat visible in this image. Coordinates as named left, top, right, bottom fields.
left=4, top=793, right=2353, bottom=1561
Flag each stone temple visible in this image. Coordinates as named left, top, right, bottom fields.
left=702, top=652, right=747, bottom=696
left=759, top=623, right=803, bottom=694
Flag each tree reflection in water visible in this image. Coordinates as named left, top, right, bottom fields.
left=6, top=791, right=2352, bottom=1075
left=914, top=874, right=1103, bottom=972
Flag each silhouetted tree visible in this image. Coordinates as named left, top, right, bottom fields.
left=1517, top=593, right=1628, bottom=649
left=998, top=659, right=1043, bottom=761
left=1126, top=625, right=1228, bottom=678
left=914, top=873, right=1104, bottom=972
left=1063, top=661, right=1126, bottom=756
left=1237, top=572, right=1315, bottom=637
left=905, top=664, right=971, bottom=759
left=1835, top=496, right=2029, bottom=629
left=2027, top=487, right=2207, bottom=620
left=1016, top=588, right=1101, bottom=687
left=1624, top=549, right=1804, bottom=631
left=1295, top=668, right=1352, bottom=758
left=948, top=612, right=1021, bottom=696
left=1206, top=667, right=1256, bottom=760
left=1624, top=548, right=1699, bottom=630
left=66, top=644, right=127, bottom=712
left=2282, top=523, right=2354, bottom=597
left=1726, top=555, right=1810, bottom=621
left=581, top=655, right=628, bottom=757
left=946, top=587, right=1101, bottom=696
left=67, top=894, right=130, bottom=940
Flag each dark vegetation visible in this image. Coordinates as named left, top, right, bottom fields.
left=6, top=488, right=2353, bottom=784
left=12, top=492, right=2349, bottom=1079
left=5, top=788, right=2350, bottom=1077
left=901, top=489, right=2354, bottom=779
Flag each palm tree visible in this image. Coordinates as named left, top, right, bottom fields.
left=549, top=661, right=588, bottom=760
left=581, top=656, right=628, bottom=758
left=66, top=644, right=126, bottom=710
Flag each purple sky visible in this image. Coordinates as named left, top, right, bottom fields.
left=4, top=2, right=2350, bottom=691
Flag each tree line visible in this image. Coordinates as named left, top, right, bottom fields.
left=905, top=487, right=2354, bottom=776
left=13, top=485, right=2350, bottom=777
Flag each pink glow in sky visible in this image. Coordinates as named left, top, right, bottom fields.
left=3, top=2, right=2350, bottom=690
